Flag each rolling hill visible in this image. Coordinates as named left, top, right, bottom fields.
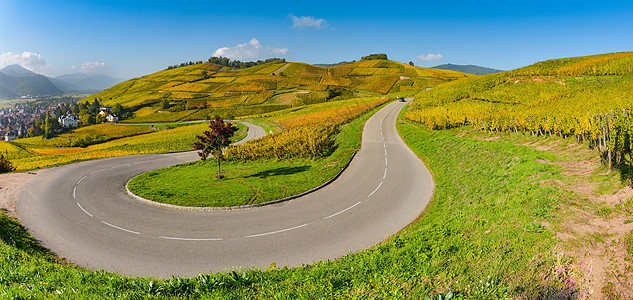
left=83, top=59, right=469, bottom=122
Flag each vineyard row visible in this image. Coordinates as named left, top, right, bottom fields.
left=406, top=108, right=633, bottom=173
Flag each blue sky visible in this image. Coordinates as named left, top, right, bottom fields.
left=1, top=0, right=631, bottom=79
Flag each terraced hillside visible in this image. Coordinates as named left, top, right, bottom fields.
left=83, top=59, right=468, bottom=122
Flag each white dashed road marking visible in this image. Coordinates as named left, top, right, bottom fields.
left=101, top=221, right=141, bottom=235
left=368, top=182, right=383, bottom=197
left=77, top=202, right=93, bottom=217
left=246, top=223, right=308, bottom=238
left=324, top=201, right=362, bottom=220
left=159, top=236, right=223, bottom=241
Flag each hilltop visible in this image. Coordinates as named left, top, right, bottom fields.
left=82, top=59, right=469, bottom=122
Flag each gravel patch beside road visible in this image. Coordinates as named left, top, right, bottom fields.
left=0, top=171, right=39, bottom=218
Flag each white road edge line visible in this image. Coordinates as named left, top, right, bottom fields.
left=76, top=202, right=93, bottom=217
left=159, top=236, right=223, bottom=241
left=368, top=182, right=383, bottom=197
left=73, top=186, right=77, bottom=199
left=385, top=156, right=388, bottom=166
left=101, top=221, right=140, bottom=235
left=324, top=201, right=362, bottom=220
left=77, top=175, right=87, bottom=185
left=246, top=223, right=308, bottom=238
left=383, top=168, right=388, bottom=179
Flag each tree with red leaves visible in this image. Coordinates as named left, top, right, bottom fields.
left=192, top=117, right=238, bottom=179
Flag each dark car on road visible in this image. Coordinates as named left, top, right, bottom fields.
left=398, top=97, right=405, bottom=102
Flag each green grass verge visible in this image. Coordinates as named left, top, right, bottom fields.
left=2, top=108, right=582, bottom=298
left=127, top=103, right=382, bottom=207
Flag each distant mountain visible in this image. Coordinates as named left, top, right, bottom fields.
left=55, top=73, right=125, bottom=92
left=314, top=61, right=350, bottom=67
left=0, top=73, right=19, bottom=98
left=0, top=64, right=126, bottom=98
left=0, top=65, right=62, bottom=98
left=1, top=64, right=39, bottom=77
left=432, top=63, right=503, bottom=75
left=48, top=77, right=80, bottom=92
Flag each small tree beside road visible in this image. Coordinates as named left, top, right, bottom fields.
left=192, top=117, right=238, bottom=179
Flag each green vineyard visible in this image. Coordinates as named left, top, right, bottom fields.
left=405, top=52, right=633, bottom=170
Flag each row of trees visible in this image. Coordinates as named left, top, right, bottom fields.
left=166, top=57, right=287, bottom=71
left=361, top=54, right=388, bottom=61
left=166, top=60, right=206, bottom=70
left=207, top=57, right=285, bottom=69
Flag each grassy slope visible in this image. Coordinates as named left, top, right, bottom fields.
left=2, top=108, right=583, bottom=299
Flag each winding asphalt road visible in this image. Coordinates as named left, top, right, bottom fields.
left=17, top=101, right=434, bottom=278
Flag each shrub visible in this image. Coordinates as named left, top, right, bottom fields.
left=0, top=154, right=15, bottom=173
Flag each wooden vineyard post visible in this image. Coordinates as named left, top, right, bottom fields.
left=625, top=109, right=633, bottom=186
left=604, top=113, right=611, bottom=171
left=589, top=116, right=593, bottom=146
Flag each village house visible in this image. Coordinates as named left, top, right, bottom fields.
left=106, top=114, right=119, bottom=123
left=58, top=113, right=79, bottom=128
left=3, top=131, right=16, bottom=142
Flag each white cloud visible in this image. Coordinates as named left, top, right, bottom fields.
left=0, top=51, right=50, bottom=73
left=71, top=61, right=111, bottom=74
left=289, top=14, right=328, bottom=30
left=212, top=38, right=288, bottom=61
left=417, top=54, right=444, bottom=62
